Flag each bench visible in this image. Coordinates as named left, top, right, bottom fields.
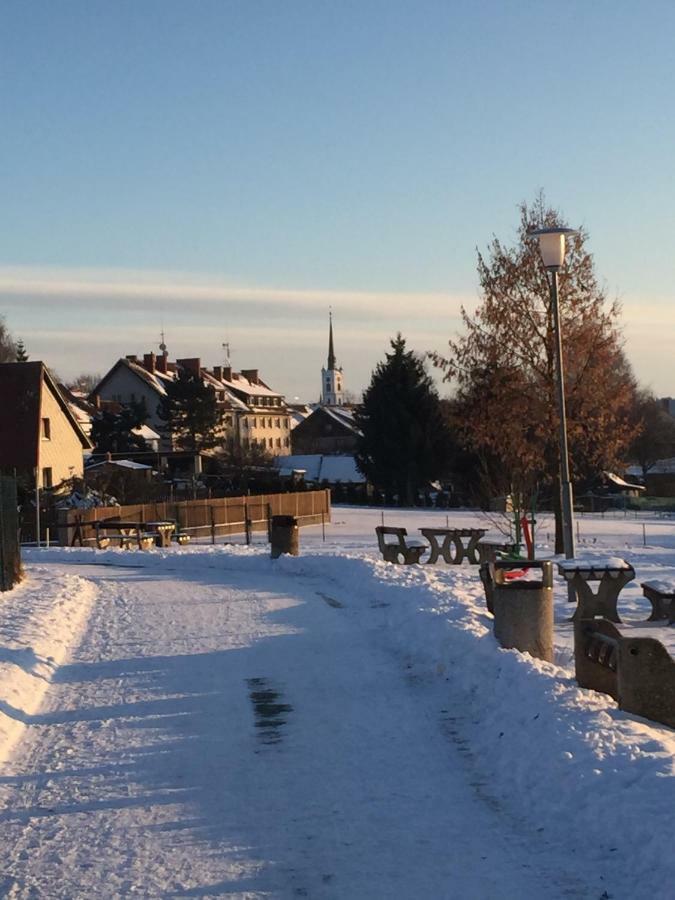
left=641, top=580, right=675, bottom=623
left=95, top=519, right=157, bottom=551
left=575, top=618, right=675, bottom=729
left=375, top=527, right=427, bottom=565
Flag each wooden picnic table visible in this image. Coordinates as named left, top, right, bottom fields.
left=95, top=520, right=174, bottom=550
left=419, top=527, right=487, bottom=565
left=558, top=557, right=635, bottom=623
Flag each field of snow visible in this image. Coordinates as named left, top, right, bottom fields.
left=0, top=505, right=673, bottom=898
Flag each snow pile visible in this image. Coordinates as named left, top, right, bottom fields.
left=18, top=533, right=675, bottom=896
left=0, top=568, right=97, bottom=765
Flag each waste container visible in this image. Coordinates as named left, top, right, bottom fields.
left=491, top=559, right=554, bottom=662
left=270, top=515, right=299, bottom=558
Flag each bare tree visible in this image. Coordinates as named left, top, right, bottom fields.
left=432, top=196, right=638, bottom=552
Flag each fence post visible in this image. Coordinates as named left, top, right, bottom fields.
left=210, top=507, right=216, bottom=545
left=643, top=523, right=647, bottom=547
left=322, top=510, right=325, bottom=542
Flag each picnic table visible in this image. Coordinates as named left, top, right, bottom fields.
left=95, top=519, right=175, bottom=550
left=419, top=527, right=487, bottom=565
left=558, top=557, right=635, bottom=623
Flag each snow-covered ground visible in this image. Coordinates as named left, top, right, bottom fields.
left=0, top=505, right=673, bottom=898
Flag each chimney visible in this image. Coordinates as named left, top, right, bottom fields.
left=241, top=368, right=259, bottom=384
left=92, top=393, right=101, bottom=410
left=223, top=366, right=232, bottom=382
left=177, top=357, right=202, bottom=378
left=213, top=365, right=222, bottom=381
left=125, top=354, right=138, bottom=364
left=143, top=352, right=156, bottom=373
left=156, top=354, right=168, bottom=374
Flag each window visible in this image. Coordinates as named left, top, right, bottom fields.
left=252, top=417, right=257, bottom=428
left=284, top=418, right=289, bottom=428
left=243, top=438, right=249, bottom=448
left=275, top=418, right=280, bottom=428
left=224, top=415, right=232, bottom=426
left=276, top=437, right=281, bottom=448
left=41, top=418, right=51, bottom=440
left=284, top=437, right=290, bottom=447
left=268, top=417, right=273, bottom=428
left=42, top=467, right=53, bottom=489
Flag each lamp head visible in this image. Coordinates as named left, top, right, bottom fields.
left=528, top=226, right=578, bottom=271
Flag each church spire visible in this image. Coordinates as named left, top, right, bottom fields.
left=327, top=310, right=336, bottom=370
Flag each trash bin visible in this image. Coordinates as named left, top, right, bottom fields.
left=270, top=515, right=299, bottom=559
left=491, top=560, right=554, bottom=663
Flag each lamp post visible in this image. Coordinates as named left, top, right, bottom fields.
left=529, top=226, right=578, bottom=562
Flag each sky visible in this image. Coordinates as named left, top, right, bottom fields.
left=1, top=1, right=675, bottom=401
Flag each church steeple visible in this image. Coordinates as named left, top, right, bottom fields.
left=327, top=310, right=336, bottom=370
left=321, top=311, right=345, bottom=406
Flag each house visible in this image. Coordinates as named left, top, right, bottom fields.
left=0, top=362, right=92, bottom=489
left=291, top=405, right=360, bottom=455
left=216, top=365, right=291, bottom=454
left=91, top=351, right=243, bottom=450
left=92, top=350, right=291, bottom=456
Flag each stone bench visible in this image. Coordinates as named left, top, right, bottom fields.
left=641, top=580, right=675, bottom=623
left=575, top=618, right=675, bottom=730
left=375, top=527, right=427, bottom=565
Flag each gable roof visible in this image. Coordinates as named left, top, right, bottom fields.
left=0, top=362, right=92, bottom=469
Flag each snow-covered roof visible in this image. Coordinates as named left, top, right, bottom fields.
left=322, top=406, right=361, bottom=434
left=86, top=459, right=153, bottom=471
left=222, top=374, right=284, bottom=400
left=603, top=471, right=646, bottom=491
left=273, top=454, right=365, bottom=484
left=133, top=423, right=161, bottom=441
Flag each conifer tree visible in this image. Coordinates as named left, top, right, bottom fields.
left=91, top=401, right=148, bottom=455
left=157, top=369, right=220, bottom=451
left=354, top=334, right=453, bottom=505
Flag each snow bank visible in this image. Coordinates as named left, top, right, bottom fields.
left=0, top=567, right=97, bottom=766
left=21, top=542, right=675, bottom=896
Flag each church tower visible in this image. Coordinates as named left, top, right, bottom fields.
left=321, top=312, right=345, bottom=406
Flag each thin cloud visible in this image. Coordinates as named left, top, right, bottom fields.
left=0, top=264, right=471, bottom=319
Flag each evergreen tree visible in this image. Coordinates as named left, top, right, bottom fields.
left=433, top=195, right=638, bottom=551
left=14, top=339, right=28, bottom=362
left=91, top=401, right=149, bottom=455
left=354, top=335, right=453, bottom=506
left=157, top=369, right=221, bottom=451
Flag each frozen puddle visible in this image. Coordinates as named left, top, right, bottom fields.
left=247, top=677, right=293, bottom=745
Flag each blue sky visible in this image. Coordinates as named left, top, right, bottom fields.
left=1, top=1, right=674, bottom=399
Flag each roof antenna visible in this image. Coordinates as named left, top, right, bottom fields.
left=222, top=342, right=231, bottom=365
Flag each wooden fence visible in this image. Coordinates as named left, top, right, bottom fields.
left=0, top=477, right=21, bottom=591
left=56, top=489, right=331, bottom=547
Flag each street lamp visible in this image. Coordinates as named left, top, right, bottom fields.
left=529, top=225, right=578, bottom=562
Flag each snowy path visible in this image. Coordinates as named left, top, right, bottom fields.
left=0, top=559, right=589, bottom=899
